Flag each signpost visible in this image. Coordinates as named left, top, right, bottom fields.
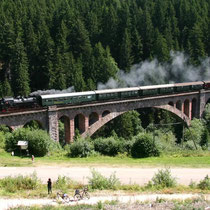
left=17, top=141, right=28, bottom=156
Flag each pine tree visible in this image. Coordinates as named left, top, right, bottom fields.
left=131, top=28, right=143, bottom=64
left=119, top=28, right=133, bottom=72
left=153, top=29, right=170, bottom=62
left=188, top=22, right=206, bottom=65
left=11, top=35, right=30, bottom=96
left=92, top=42, right=118, bottom=84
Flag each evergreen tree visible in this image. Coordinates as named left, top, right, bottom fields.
left=119, top=28, right=133, bottom=72
left=92, top=42, right=118, bottom=84
left=153, top=29, right=170, bottom=62
left=11, top=35, right=30, bottom=96
left=188, top=22, right=206, bottom=65
left=140, top=9, right=154, bottom=60
left=131, top=28, right=143, bottom=64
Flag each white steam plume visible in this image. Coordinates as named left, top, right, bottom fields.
left=97, top=51, right=210, bottom=89
left=30, top=86, right=75, bottom=96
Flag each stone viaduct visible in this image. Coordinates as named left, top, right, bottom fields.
left=0, top=89, right=210, bottom=143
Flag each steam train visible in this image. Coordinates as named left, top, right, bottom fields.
left=1, top=81, right=210, bottom=113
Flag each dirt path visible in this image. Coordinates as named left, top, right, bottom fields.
left=1, top=194, right=210, bottom=210
left=0, top=166, right=210, bottom=185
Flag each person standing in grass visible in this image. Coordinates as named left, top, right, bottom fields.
left=47, top=178, right=52, bottom=194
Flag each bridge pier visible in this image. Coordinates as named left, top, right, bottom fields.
left=198, top=90, right=206, bottom=118
left=69, top=118, right=75, bottom=143
left=48, top=106, right=59, bottom=142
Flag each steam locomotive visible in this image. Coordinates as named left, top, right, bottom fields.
left=1, top=81, right=210, bottom=113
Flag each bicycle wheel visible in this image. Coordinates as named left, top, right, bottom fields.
left=63, top=195, right=70, bottom=203
left=56, top=193, right=61, bottom=200
left=83, top=192, right=90, bottom=199
left=74, top=193, right=81, bottom=201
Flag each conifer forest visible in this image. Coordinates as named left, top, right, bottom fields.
left=0, top=0, right=209, bottom=97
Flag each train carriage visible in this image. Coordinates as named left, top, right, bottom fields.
left=95, top=87, right=139, bottom=101
left=140, top=84, right=175, bottom=96
left=38, top=91, right=96, bottom=106
left=174, top=81, right=203, bottom=92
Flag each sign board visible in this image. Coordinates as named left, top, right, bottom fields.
left=17, top=141, right=28, bottom=150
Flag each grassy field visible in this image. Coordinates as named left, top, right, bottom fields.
left=0, top=149, right=210, bottom=168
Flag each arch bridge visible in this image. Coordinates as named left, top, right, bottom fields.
left=0, top=89, right=210, bottom=143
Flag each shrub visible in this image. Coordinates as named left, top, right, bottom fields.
left=69, top=138, right=94, bottom=157
left=155, top=130, right=177, bottom=153
left=131, top=133, right=160, bottom=158
left=0, top=131, right=5, bottom=149
left=88, top=169, right=120, bottom=190
left=94, top=137, right=123, bottom=156
left=54, top=175, right=80, bottom=191
left=5, top=128, right=59, bottom=156
left=0, top=172, right=40, bottom=193
left=183, top=119, right=205, bottom=146
left=198, top=175, right=210, bottom=190
left=183, top=140, right=202, bottom=150
left=148, top=168, right=177, bottom=188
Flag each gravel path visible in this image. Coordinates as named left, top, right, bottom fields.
left=0, top=167, right=210, bottom=185
left=1, top=194, right=210, bottom=210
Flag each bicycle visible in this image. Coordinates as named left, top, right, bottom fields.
left=56, top=191, right=70, bottom=203
left=74, top=187, right=90, bottom=200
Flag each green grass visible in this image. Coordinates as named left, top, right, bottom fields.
left=0, top=149, right=210, bottom=167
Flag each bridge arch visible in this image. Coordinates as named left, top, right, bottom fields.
left=168, top=101, right=174, bottom=106
left=75, top=113, right=87, bottom=134
left=59, top=115, right=70, bottom=145
left=24, top=120, right=43, bottom=129
left=89, top=112, right=99, bottom=126
left=184, top=99, right=190, bottom=117
left=192, top=98, right=197, bottom=119
left=82, top=104, right=190, bottom=138
left=176, top=100, right=182, bottom=111
left=102, top=110, right=110, bottom=117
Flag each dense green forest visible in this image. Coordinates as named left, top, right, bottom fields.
left=0, top=0, right=209, bottom=97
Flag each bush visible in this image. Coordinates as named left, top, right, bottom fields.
left=94, top=137, right=123, bottom=156
left=0, top=172, right=40, bottom=193
left=54, top=175, right=80, bottom=191
left=183, top=140, right=202, bottom=150
left=198, top=175, right=210, bottom=190
left=88, top=169, right=120, bottom=190
left=69, top=138, right=94, bottom=157
left=148, top=168, right=177, bottom=188
left=5, top=128, right=59, bottom=156
left=183, top=119, right=205, bottom=146
left=0, top=131, right=5, bottom=149
left=131, top=133, right=160, bottom=158
left=154, top=130, right=177, bottom=152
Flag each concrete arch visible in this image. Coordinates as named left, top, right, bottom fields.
left=89, top=112, right=99, bottom=126
left=102, top=110, right=110, bottom=117
left=82, top=111, right=126, bottom=138
left=82, top=104, right=190, bottom=138
left=154, top=105, right=190, bottom=126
